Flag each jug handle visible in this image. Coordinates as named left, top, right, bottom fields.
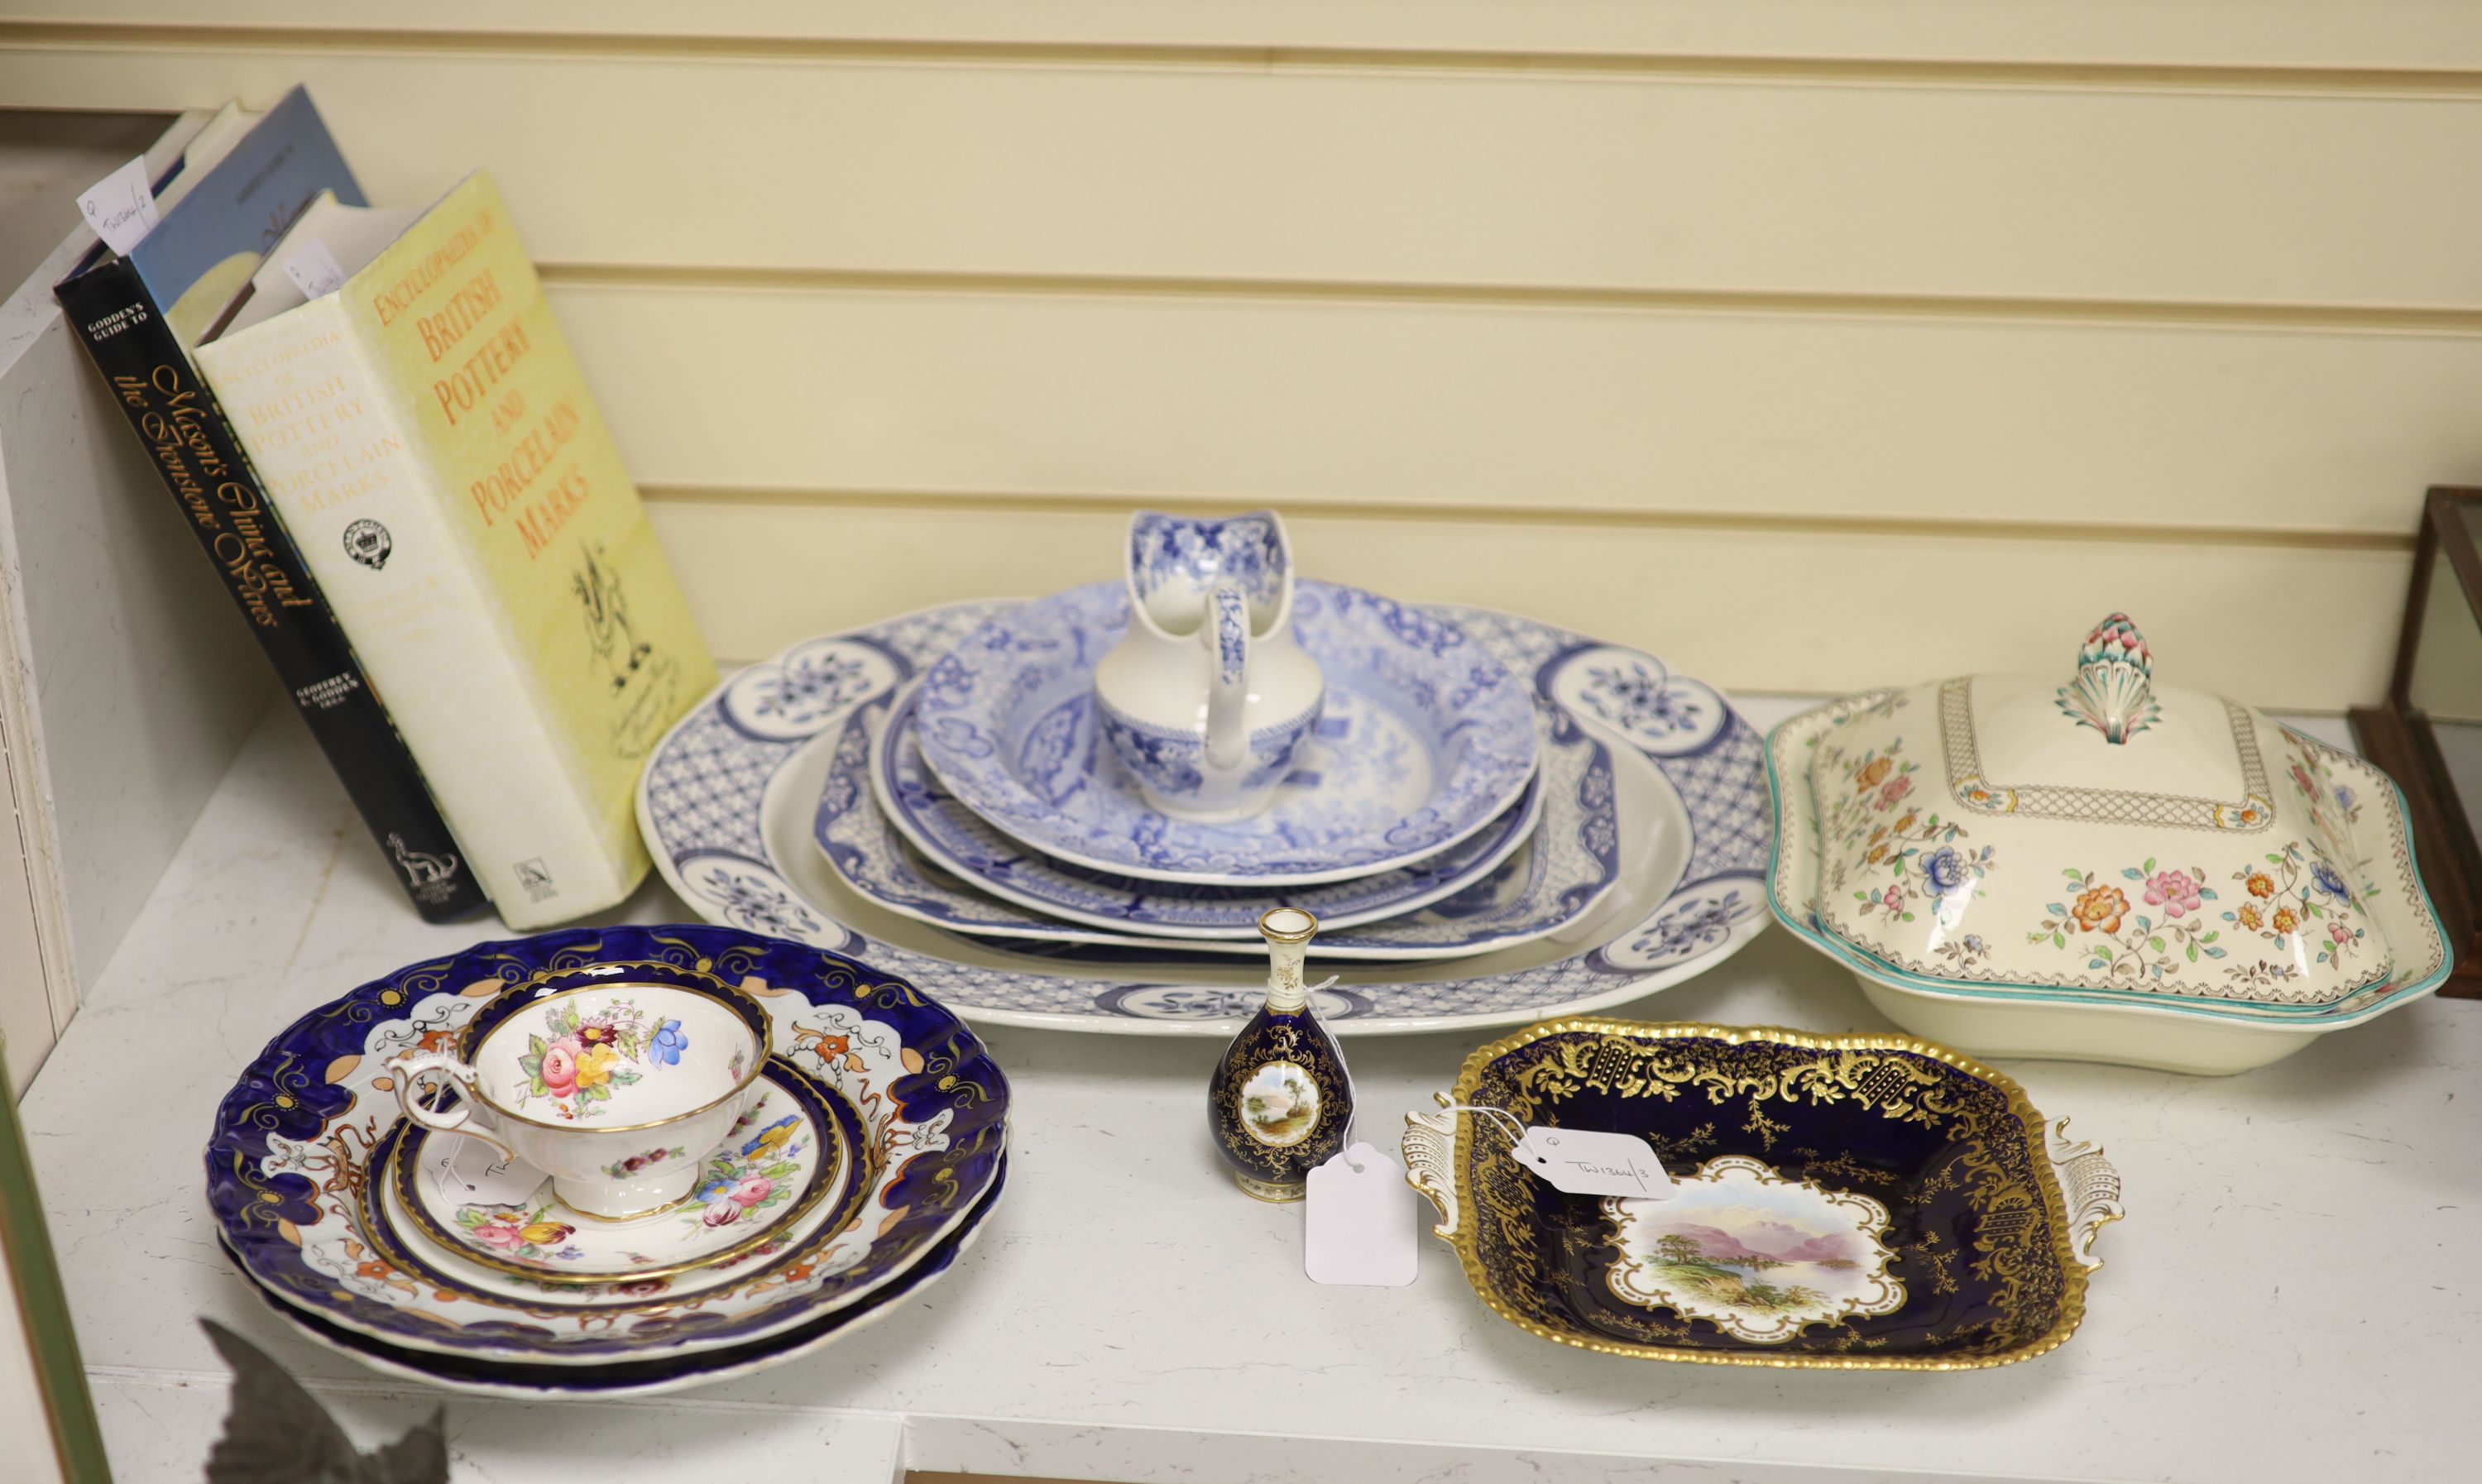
left=1205, top=580, right=1250, bottom=771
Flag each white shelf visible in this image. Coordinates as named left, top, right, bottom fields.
left=25, top=699, right=2475, bottom=1484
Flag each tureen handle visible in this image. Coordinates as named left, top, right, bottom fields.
left=2046, top=1117, right=2125, bottom=1270
left=2059, top=612, right=2155, bottom=744
left=1402, top=1099, right=1462, bottom=1239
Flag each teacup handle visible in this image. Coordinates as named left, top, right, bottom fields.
left=1204, top=579, right=1250, bottom=771
left=386, top=1051, right=517, bottom=1163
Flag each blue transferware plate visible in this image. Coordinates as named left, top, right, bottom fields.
left=817, top=682, right=1621, bottom=960
left=204, top=925, right=1009, bottom=1364
left=1403, top=1021, right=2125, bottom=1370
left=875, top=678, right=1545, bottom=936
left=638, top=598, right=1773, bottom=1035
left=911, top=581, right=1542, bottom=886
left=216, top=1152, right=1009, bottom=1399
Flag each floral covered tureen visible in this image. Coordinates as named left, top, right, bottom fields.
left=1766, top=615, right=2451, bottom=1074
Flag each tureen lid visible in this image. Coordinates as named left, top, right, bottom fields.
left=1800, top=615, right=2389, bottom=1011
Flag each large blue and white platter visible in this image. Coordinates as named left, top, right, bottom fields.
left=640, top=599, right=1774, bottom=1035
left=205, top=926, right=1009, bottom=1367
left=912, top=582, right=1542, bottom=886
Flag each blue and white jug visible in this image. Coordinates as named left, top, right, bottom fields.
left=1092, top=510, right=1325, bottom=821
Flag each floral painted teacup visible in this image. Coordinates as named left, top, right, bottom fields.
left=386, top=980, right=769, bottom=1218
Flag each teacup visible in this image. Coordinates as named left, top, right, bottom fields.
left=387, top=980, right=769, bottom=1218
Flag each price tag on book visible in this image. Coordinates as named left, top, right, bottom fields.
left=1510, top=1127, right=1675, bottom=1200
left=283, top=239, right=348, bottom=300
left=424, top=1136, right=544, bottom=1208
left=1304, top=1142, right=1419, bottom=1286
left=77, top=156, right=159, bottom=256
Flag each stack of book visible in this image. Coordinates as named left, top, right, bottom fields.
left=54, top=89, right=716, bottom=928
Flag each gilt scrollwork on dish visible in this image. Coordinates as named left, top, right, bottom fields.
left=1416, top=1021, right=2106, bottom=1370
left=2044, top=1117, right=2124, bottom=1271
left=1401, top=1102, right=1463, bottom=1239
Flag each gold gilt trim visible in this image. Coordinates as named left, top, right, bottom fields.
left=385, top=1064, right=847, bottom=1287
left=449, top=970, right=773, bottom=1134
left=1941, top=678, right=2274, bottom=832
left=1412, top=1019, right=2101, bottom=1372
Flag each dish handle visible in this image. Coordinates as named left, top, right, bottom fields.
left=1402, top=1099, right=1461, bottom=1239
left=2045, top=1117, right=2125, bottom=1271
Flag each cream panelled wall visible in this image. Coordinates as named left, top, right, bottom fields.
left=5, top=2, right=2479, bottom=708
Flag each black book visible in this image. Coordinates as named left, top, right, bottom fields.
left=55, top=92, right=482, bottom=922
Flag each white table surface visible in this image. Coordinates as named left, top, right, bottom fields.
left=24, top=698, right=2480, bottom=1484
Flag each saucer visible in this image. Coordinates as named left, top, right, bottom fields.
left=389, top=1060, right=844, bottom=1285
left=219, top=1151, right=1009, bottom=1400
left=208, top=926, right=1009, bottom=1364
left=864, top=680, right=1550, bottom=939
left=820, top=687, right=1622, bottom=960
left=912, top=581, right=1541, bottom=886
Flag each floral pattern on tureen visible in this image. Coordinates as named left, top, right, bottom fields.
left=1799, top=616, right=2393, bottom=1010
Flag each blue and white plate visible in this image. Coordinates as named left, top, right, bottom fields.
left=881, top=678, right=1546, bottom=936
left=205, top=926, right=1009, bottom=1364
left=639, top=599, right=1774, bottom=1035
left=911, top=582, right=1542, bottom=886
left=812, top=682, right=1621, bottom=960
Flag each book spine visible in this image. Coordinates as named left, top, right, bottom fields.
left=199, top=300, right=636, bottom=927
left=52, top=260, right=485, bottom=922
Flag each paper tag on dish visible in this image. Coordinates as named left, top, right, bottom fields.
left=1304, top=1142, right=1419, bottom=1286
left=282, top=238, right=348, bottom=300
left=1510, top=1127, right=1674, bottom=1199
left=77, top=156, right=159, bottom=256
left=424, top=1137, right=544, bottom=1208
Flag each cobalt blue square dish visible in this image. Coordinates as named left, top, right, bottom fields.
left=1404, top=1021, right=2122, bottom=1370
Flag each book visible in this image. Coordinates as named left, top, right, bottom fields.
left=195, top=171, right=717, bottom=926
left=53, top=88, right=484, bottom=922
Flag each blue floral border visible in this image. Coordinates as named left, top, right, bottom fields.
left=639, top=601, right=1774, bottom=1028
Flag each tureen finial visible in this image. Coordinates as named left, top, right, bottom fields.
left=2058, top=613, right=2157, bottom=744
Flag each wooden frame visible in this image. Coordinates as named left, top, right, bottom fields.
left=2349, top=486, right=2482, bottom=998
left=1, top=1047, right=110, bottom=1484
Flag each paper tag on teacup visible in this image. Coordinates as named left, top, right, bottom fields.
left=1304, top=1142, right=1419, bottom=1287
left=1509, top=1127, right=1674, bottom=1199
left=77, top=156, right=158, bottom=255
left=424, top=1137, right=545, bottom=1208
left=280, top=237, right=347, bottom=299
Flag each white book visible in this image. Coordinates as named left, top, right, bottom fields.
left=195, top=179, right=715, bottom=926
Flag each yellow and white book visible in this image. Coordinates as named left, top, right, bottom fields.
left=196, top=172, right=716, bottom=926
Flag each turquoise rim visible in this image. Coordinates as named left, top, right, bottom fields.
left=1761, top=697, right=2453, bottom=1028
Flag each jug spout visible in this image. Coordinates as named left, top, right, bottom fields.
left=1126, top=510, right=1293, bottom=639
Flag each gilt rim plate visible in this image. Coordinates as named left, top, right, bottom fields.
left=386, top=1057, right=858, bottom=1286
left=204, top=926, right=1009, bottom=1363
left=911, top=581, right=1541, bottom=885
left=215, top=1152, right=1009, bottom=1400
left=1402, top=1019, right=2125, bottom=1371
left=637, top=599, right=1775, bottom=1035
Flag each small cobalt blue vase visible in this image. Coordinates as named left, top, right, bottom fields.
left=1209, top=907, right=1353, bottom=1201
